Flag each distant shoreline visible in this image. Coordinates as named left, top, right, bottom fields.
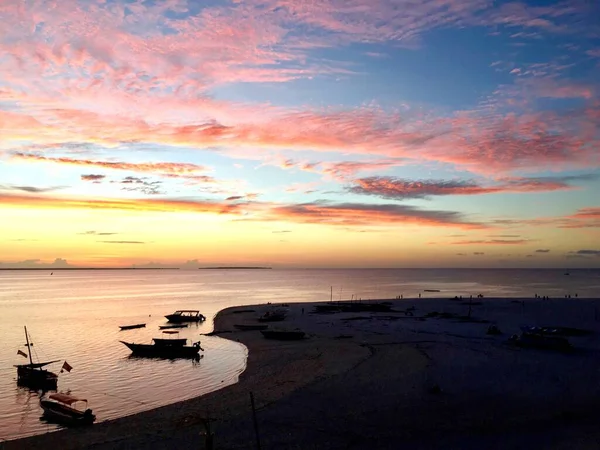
left=0, top=268, right=177, bottom=270
left=199, top=266, right=272, bottom=270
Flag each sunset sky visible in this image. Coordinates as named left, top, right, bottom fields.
left=1, top=0, right=599, bottom=268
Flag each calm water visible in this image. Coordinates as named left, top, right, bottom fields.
left=1, top=268, right=599, bottom=441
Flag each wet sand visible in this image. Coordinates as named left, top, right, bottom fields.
left=9, top=297, right=600, bottom=449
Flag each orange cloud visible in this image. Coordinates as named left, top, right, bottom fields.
left=0, top=193, right=245, bottom=215
left=452, top=239, right=530, bottom=245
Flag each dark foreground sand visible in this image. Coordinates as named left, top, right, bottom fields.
left=8, top=297, right=600, bottom=449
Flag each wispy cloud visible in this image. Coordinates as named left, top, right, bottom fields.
left=452, top=239, right=530, bottom=245
left=263, top=201, right=485, bottom=229
left=97, top=240, right=146, bottom=244
left=78, top=231, right=117, bottom=236
left=12, top=153, right=214, bottom=184
left=81, top=174, right=106, bottom=182
left=0, top=184, right=66, bottom=193
left=347, top=175, right=592, bottom=200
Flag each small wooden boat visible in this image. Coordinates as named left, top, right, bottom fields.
left=15, top=326, right=59, bottom=390
left=40, top=393, right=95, bottom=426
left=159, top=324, right=189, bottom=329
left=120, top=331, right=203, bottom=358
left=234, top=324, right=269, bottom=331
left=165, top=310, right=206, bottom=323
left=261, top=329, right=306, bottom=340
left=119, top=323, right=146, bottom=330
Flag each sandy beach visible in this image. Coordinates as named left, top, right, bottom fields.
left=8, top=296, right=600, bottom=449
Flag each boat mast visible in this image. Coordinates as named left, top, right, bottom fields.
left=24, top=326, right=34, bottom=366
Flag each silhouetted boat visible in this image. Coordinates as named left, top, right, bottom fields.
left=119, top=323, right=146, bottom=330
left=120, top=331, right=203, bottom=358
left=509, top=332, right=573, bottom=352
left=165, top=310, right=206, bottom=323
left=257, top=311, right=286, bottom=322
left=15, top=326, right=59, bottom=390
left=234, top=324, right=269, bottom=331
left=159, top=324, right=189, bottom=329
left=261, top=329, right=306, bottom=340
left=40, top=393, right=95, bottom=426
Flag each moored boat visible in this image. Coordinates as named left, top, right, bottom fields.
left=165, top=310, right=206, bottom=323
left=120, top=331, right=203, bottom=358
left=159, top=324, right=189, bottom=329
left=40, top=393, right=96, bottom=426
left=261, top=329, right=306, bottom=340
left=15, top=326, right=59, bottom=390
left=257, top=310, right=286, bottom=322
left=119, top=323, right=146, bottom=330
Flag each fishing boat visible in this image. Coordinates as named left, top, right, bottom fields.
left=165, top=310, right=206, bottom=323
left=159, top=324, right=189, bottom=330
left=14, top=326, right=59, bottom=390
left=234, top=324, right=269, bottom=331
left=261, top=329, right=306, bottom=340
left=119, top=323, right=146, bottom=330
left=40, top=393, right=96, bottom=426
left=120, top=331, right=203, bottom=358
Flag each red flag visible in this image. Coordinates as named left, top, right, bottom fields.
left=17, top=350, right=28, bottom=358
left=61, top=361, right=72, bottom=373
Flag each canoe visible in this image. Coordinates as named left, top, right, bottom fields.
left=119, top=324, right=146, bottom=330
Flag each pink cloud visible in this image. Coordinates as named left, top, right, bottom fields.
left=348, top=175, right=586, bottom=199
left=12, top=153, right=215, bottom=184
left=263, top=202, right=485, bottom=229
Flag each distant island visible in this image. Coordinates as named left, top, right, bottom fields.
left=200, top=266, right=272, bottom=270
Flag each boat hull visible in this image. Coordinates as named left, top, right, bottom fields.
left=40, top=400, right=95, bottom=426
left=165, top=313, right=206, bottom=323
left=16, top=366, right=58, bottom=390
left=120, top=341, right=201, bottom=358
left=119, top=324, right=146, bottom=330
left=234, top=324, right=269, bottom=331
left=260, top=330, right=306, bottom=340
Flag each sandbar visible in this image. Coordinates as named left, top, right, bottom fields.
left=9, top=297, right=600, bottom=449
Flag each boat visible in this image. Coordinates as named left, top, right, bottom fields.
left=159, top=324, right=189, bottom=329
left=120, top=331, right=203, bottom=358
left=261, top=329, right=306, bottom=340
left=234, top=324, right=269, bottom=331
left=40, top=393, right=96, bottom=426
left=165, top=310, right=206, bottom=323
left=257, top=311, right=286, bottom=322
left=14, top=326, right=59, bottom=390
left=520, top=326, right=590, bottom=336
left=509, top=332, right=573, bottom=352
left=119, top=323, right=146, bottom=330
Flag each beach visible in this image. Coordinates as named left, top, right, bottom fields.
left=8, top=296, right=600, bottom=449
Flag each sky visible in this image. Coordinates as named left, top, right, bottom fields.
left=1, top=0, right=599, bottom=269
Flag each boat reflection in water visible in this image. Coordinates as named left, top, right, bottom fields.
left=40, top=393, right=96, bottom=426
left=120, top=331, right=204, bottom=359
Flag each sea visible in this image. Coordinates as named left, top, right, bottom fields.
left=1, top=268, right=600, bottom=441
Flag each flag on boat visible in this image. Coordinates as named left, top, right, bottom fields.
left=61, top=361, right=73, bottom=373
left=17, top=350, right=28, bottom=358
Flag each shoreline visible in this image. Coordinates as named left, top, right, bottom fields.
left=9, top=297, right=600, bottom=449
